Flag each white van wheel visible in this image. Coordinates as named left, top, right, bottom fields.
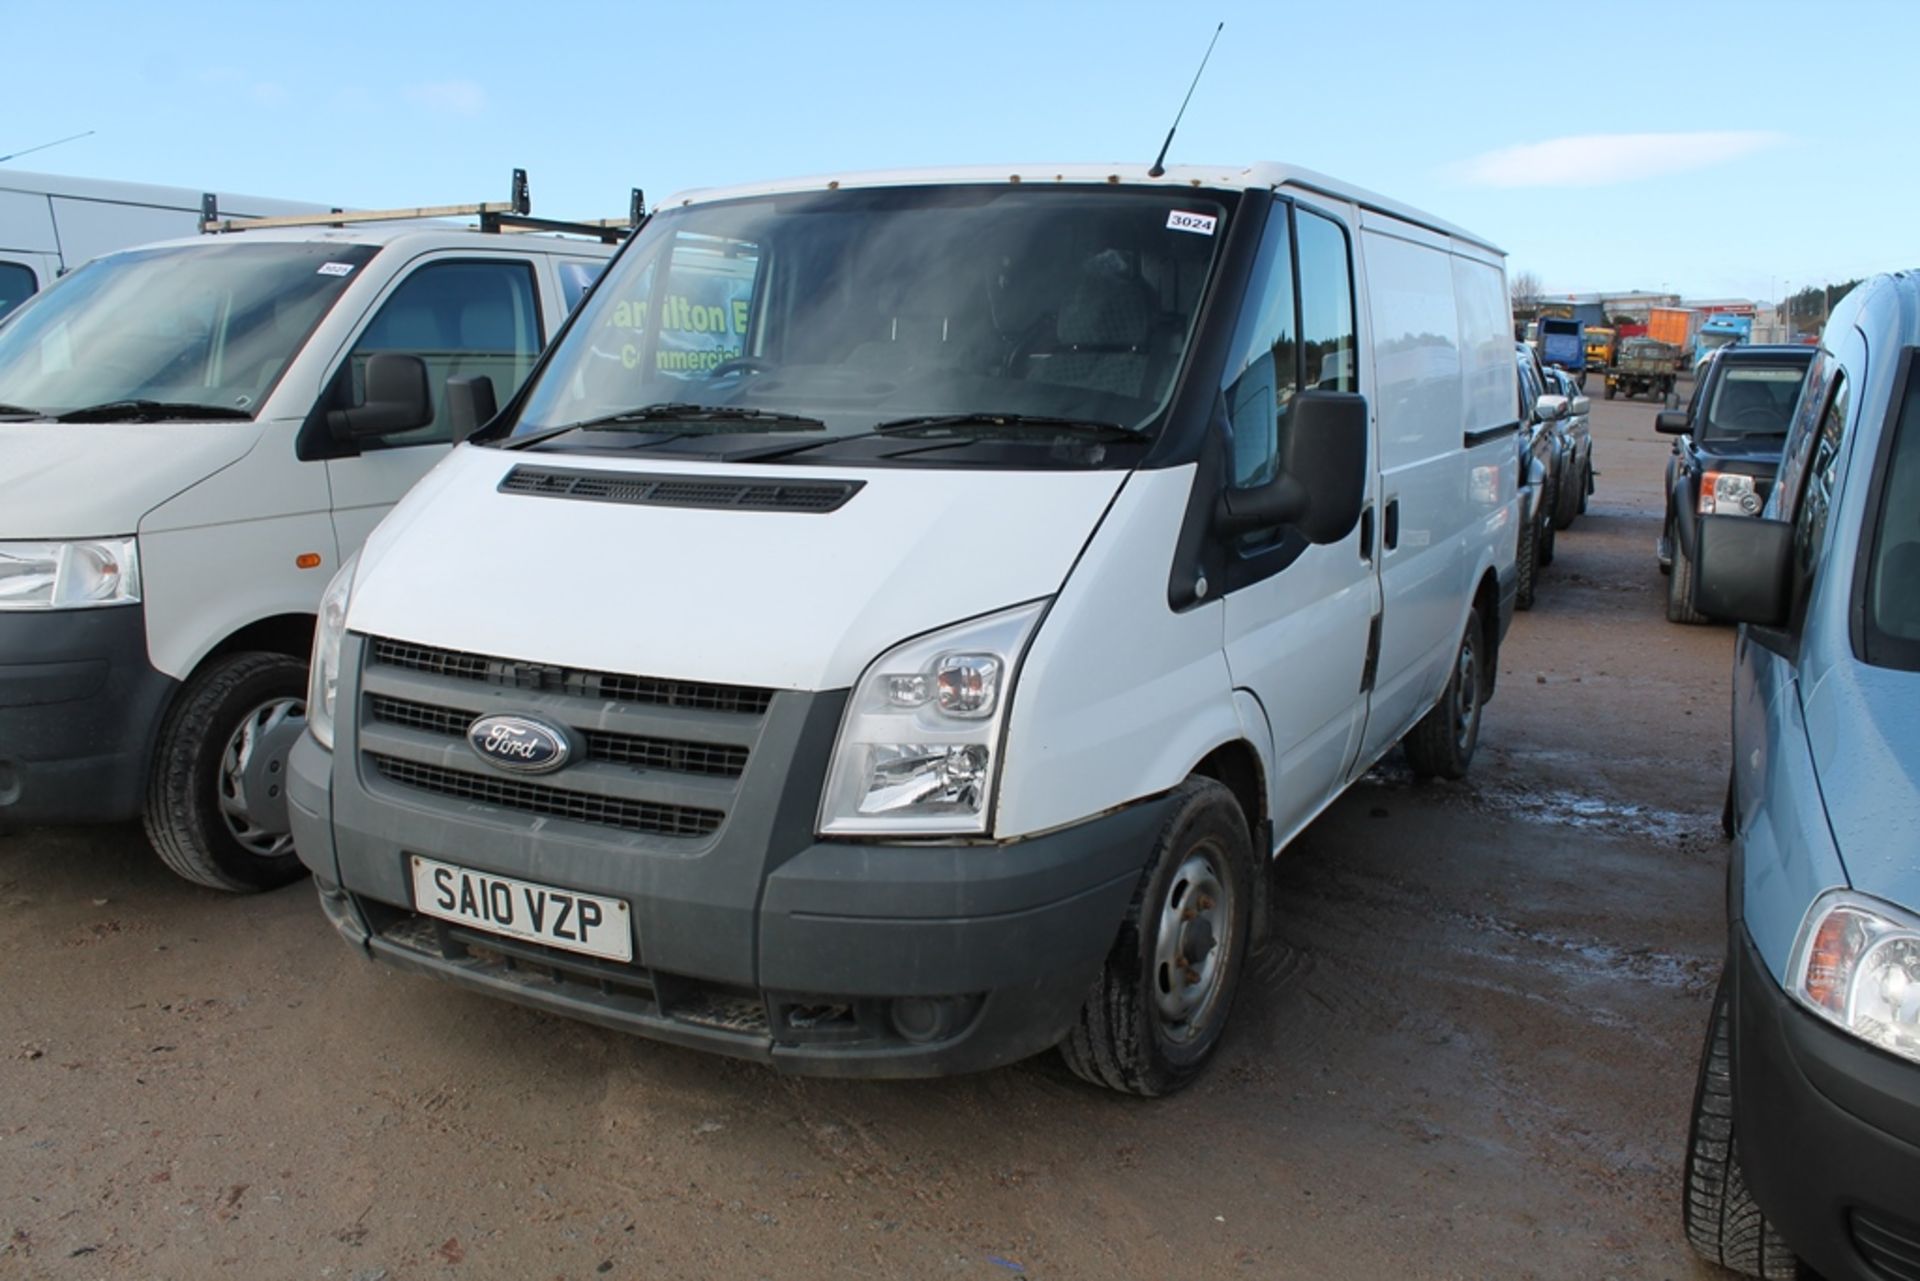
left=145, top=652, right=312, bottom=893
left=1404, top=609, right=1484, bottom=780
left=1060, top=777, right=1252, bottom=1096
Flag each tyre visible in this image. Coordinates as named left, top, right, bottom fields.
left=1682, top=975, right=1799, bottom=1280
left=1060, top=777, right=1253, bottom=1096
left=1577, top=460, right=1591, bottom=515
left=1576, top=370, right=1588, bottom=392
left=1604, top=382, right=1616, bottom=401
left=1404, top=608, right=1485, bottom=780
left=1553, top=460, right=1582, bottom=530
left=145, top=652, right=312, bottom=893
left=1668, top=531, right=1708, bottom=624
left=1515, top=494, right=1539, bottom=611
left=1538, top=487, right=1557, bottom=566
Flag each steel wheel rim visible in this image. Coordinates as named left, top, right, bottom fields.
left=218, top=696, right=305, bottom=859
left=1454, top=636, right=1479, bottom=749
left=1152, top=848, right=1234, bottom=1042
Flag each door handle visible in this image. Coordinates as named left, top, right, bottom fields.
left=1358, top=506, right=1375, bottom=561
left=1383, top=498, right=1401, bottom=551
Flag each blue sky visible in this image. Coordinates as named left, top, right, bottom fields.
left=3, top=0, right=1911, bottom=302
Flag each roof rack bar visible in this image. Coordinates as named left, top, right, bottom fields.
left=487, top=212, right=628, bottom=244
left=200, top=167, right=537, bottom=235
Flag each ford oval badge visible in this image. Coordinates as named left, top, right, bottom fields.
left=466, top=714, right=572, bottom=775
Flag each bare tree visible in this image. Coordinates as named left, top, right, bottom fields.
left=1509, top=269, right=1544, bottom=315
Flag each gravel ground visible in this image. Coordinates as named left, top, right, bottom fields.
left=1, top=387, right=1740, bottom=1280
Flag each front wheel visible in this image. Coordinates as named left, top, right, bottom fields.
left=144, top=652, right=312, bottom=893
left=1060, top=777, right=1253, bottom=1096
left=1682, top=975, right=1799, bottom=1279
left=1404, top=608, right=1485, bottom=780
left=1515, top=495, right=1539, bottom=611
left=1668, top=531, right=1707, bottom=624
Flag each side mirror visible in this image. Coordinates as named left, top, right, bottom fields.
left=1695, top=515, right=1792, bottom=626
left=1568, top=395, right=1591, bottom=417
left=1535, top=393, right=1570, bottom=422
left=1215, top=390, right=1368, bottom=545
left=446, top=375, right=499, bottom=444
left=1655, top=410, right=1691, bottom=435
left=328, top=353, right=433, bottom=441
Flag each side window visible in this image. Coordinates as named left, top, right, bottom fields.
left=347, top=259, right=541, bottom=447
left=1295, top=209, right=1355, bottom=392
left=1774, top=352, right=1833, bottom=521
left=558, top=260, right=603, bottom=313
left=1786, top=370, right=1850, bottom=627
left=0, top=261, right=37, bottom=322
left=1222, top=202, right=1298, bottom=489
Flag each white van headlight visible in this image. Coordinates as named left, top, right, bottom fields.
left=818, top=601, right=1046, bottom=837
left=1789, top=890, right=1920, bottom=1066
left=307, top=554, right=358, bottom=752
left=0, top=538, right=140, bottom=609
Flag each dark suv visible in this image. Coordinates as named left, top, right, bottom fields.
left=1656, top=345, right=1816, bottom=623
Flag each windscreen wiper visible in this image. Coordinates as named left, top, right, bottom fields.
left=571, top=403, right=825, bottom=433
left=53, top=400, right=254, bottom=423
left=873, top=412, right=1141, bottom=439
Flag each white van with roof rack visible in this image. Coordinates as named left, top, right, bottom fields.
left=0, top=172, right=627, bottom=891
left=290, top=161, right=1522, bottom=1093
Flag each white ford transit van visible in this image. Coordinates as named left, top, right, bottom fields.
left=290, top=163, right=1521, bottom=1093
left=0, top=208, right=617, bottom=891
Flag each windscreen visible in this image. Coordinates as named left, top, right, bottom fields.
left=0, top=241, right=378, bottom=419
left=512, top=185, right=1235, bottom=441
left=1703, top=362, right=1808, bottom=440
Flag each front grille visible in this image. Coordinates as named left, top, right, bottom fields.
left=369, top=754, right=723, bottom=838
left=368, top=638, right=773, bottom=715
left=1854, top=1209, right=1920, bottom=1281
left=367, top=694, right=749, bottom=778
left=499, top=465, right=862, bottom=514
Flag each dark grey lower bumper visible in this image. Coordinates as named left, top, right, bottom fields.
left=1730, top=924, right=1920, bottom=1281
left=0, top=606, right=176, bottom=828
left=289, top=729, right=1168, bottom=1078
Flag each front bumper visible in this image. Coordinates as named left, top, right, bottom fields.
left=1730, top=924, right=1920, bottom=1281
left=0, top=606, right=176, bottom=828
left=290, top=710, right=1167, bottom=1078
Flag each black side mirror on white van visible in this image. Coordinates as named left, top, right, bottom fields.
left=446, top=375, right=499, bottom=443
left=328, top=352, right=434, bottom=441
left=1694, top=514, right=1792, bottom=627
left=1214, top=390, right=1368, bottom=545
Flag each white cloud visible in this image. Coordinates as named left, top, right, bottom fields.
left=405, top=80, right=486, bottom=117
left=1454, top=131, right=1789, bottom=188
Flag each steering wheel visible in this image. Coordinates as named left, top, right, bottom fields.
left=707, top=356, right=778, bottom=381
left=1001, top=311, right=1059, bottom=376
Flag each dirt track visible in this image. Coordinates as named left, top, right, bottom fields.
left=1, top=390, right=1739, bottom=1280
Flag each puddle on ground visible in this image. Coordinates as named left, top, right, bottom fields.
left=1359, top=765, right=1701, bottom=843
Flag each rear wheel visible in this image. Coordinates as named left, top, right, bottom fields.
left=1578, top=459, right=1592, bottom=514
left=1682, top=975, right=1800, bottom=1280
left=1553, top=461, right=1583, bottom=530
left=1538, top=486, right=1558, bottom=566
left=1060, top=777, right=1253, bottom=1096
left=145, top=652, right=312, bottom=893
left=1404, top=608, right=1484, bottom=780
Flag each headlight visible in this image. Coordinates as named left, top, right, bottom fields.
left=1700, top=471, right=1761, bottom=516
left=818, top=601, right=1047, bottom=837
left=0, top=538, right=141, bottom=609
left=307, top=554, right=358, bottom=752
left=1789, top=890, right=1920, bottom=1066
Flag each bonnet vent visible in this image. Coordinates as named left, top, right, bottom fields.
left=499, top=465, right=862, bottom=514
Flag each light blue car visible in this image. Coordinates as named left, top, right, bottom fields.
left=1681, top=271, right=1920, bottom=1280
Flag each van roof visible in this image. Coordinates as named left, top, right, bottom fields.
left=658, top=161, right=1503, bottom=255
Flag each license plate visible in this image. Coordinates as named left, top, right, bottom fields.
left=409, top=856, right=632, bottom=963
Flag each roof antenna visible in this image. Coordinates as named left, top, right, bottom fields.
left=1147, top=23, right=1223, bottom=178
left=0, top=129, right=96, bottom=165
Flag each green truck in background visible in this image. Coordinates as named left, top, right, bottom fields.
left=1603, top=336, right=1679, bottom=401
